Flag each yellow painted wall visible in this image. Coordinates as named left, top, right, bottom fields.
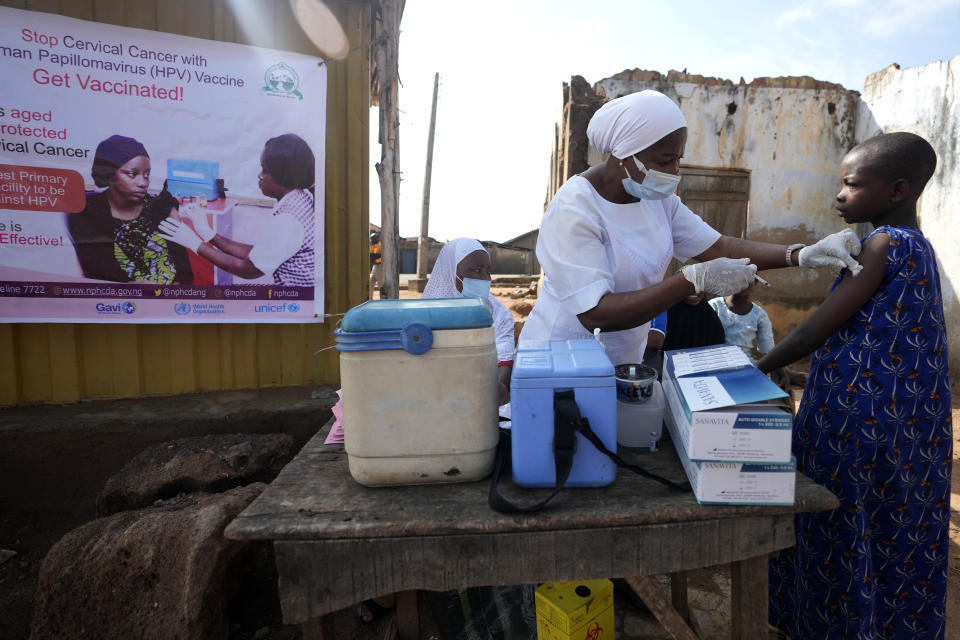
left=0, top=0, right=370, bottom=406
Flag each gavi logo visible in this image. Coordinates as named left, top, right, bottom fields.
left=96, top=301, right=137, bottom=315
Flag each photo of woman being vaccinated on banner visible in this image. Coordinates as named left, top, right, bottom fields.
left=159, top=133, right=315, bottom=287
left=67, top=135, right=194, bottom=284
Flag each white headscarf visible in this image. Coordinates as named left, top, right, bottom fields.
left=586, top=90, right=687, bottom=160
left=422, top=238, right=516, bottom=362
left=422, top=238, right=485, bottom=298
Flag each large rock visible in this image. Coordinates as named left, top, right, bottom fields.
left=97, top=433, right=293, bottom=516
left=30, top=484, right=265, bottom=640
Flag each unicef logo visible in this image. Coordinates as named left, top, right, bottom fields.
left=288, top=303, right=300, bottom=313
left=173, top=302, right=191, bottom=316
left=262, top=62, right=303, bottom=100
left=121, top=301, right=137, bottom=315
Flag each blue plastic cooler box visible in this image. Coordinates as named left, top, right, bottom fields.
left=510, top=339, right=617, bottom=488
left=165, top=158, right=220, bottom=201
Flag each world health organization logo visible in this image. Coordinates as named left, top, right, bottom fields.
left=173, top=302, right=191, bottom=316
left=261, top=62, right=303, bottom=100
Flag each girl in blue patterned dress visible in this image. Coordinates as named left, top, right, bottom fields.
left=757, top=132, right=951, bottom=640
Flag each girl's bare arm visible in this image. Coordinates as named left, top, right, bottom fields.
left=757, top=233, right=888, bottom=373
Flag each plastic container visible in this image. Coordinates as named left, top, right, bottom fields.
left=510, top=339, right=617, bottom=488
left=614, top=363, right=657, bottom=403
left=536, top=580, right=614, bottom=640
left=617, top=380, right=665, bottom=450
left=336, top=298, right=499, bottom=486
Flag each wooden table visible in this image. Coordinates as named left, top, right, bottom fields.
left=225, top=420, right=838, bottom=639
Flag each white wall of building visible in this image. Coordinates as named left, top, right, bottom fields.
left=858, top=56, right=960, bottom=380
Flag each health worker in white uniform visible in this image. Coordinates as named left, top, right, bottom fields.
left=521, top=90, right=863, bottom=367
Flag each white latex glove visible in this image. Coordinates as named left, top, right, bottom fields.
left=798, top=228, right=863, bottom=275
left=681, top=257, right=757, bottom=296
left=158, top=217, right=202, bottom=252
left=183, top=203, right=216, bottom=242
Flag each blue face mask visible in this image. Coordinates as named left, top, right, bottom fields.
left=621, top=156, right=681, bottom=200
left=458, top=276, right=491, bottom=299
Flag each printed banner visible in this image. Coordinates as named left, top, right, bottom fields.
left=0, top=7, right=326, bottom=323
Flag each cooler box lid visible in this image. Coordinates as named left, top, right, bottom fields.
left=513, top=339, right=614, bottom=385
left=339, top=298, right=492, bottom=332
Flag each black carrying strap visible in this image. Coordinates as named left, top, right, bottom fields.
left=488, top=391, right=579, bottom=514
left=489, top=389, right=691, bottom=514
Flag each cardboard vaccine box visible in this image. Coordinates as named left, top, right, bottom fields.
left=535, top=579, right=614, bottom=640
left=666, top=392, right=796, bottom=505
left=662, top=376, right=793, bottom=463
left=662, top=346, right=792, bottom=463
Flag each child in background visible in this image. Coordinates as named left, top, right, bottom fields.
left=758, top=132, right=951, bottom=640
left=709, top=282, right=774, bottom=360
left=647, top=293, right=728, bottom=376
left=663, top=291, right=726, bottom=351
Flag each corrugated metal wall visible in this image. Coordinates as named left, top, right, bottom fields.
left=0, top=0, right=370, bottom=406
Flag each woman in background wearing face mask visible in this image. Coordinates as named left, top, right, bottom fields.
left=521, top=90, right=864, bottom=368
left=423, top=238, right=515, bottom=405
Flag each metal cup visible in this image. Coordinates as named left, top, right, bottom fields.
left=614, top=363, right=657, bottom=403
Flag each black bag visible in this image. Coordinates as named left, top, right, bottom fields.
left=489, top=389, right=691, bottom=514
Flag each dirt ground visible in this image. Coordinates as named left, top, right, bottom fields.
left=2, top=282, right=959, bottom=639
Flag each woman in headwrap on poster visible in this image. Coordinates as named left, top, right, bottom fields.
left=423, top=238, right=515, bottom=405
left=520, top=90, right=862, bottom=366
left=68, top=135, right=193, bottom=284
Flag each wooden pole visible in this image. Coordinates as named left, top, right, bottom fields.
left=416, top=72, right=440, bottom=280
left=373, top=0, right=403, bottom=299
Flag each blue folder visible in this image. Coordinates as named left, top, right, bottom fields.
left=664, top=344, right=788, bottom=408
